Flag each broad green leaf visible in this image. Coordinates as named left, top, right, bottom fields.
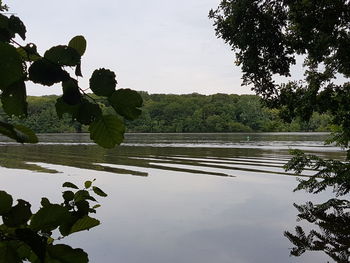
left=108, top=89, right=143, bottom=120
left=76, top=99, right=102, bottom=125
left=41, top=197, right=50, bottom=207
left=2, top=199, right=31, bottom=227
left=1, top=80, right=27, bottom=117
left=55, top=97, right=80, bottom=118
left=44, top=45, right=81, bottom=66
left=89, top=68, right=117, bottom=96
left=0, top=14, right=12, bottom=42
left=15, top=228, right=46, bottom=262
left=62, top=182, right=79, bottom=189
left=89, top=115, right=125, bottom=148
left=12, top=125, right=38, bottom=143
left=75, top=200, right=89, bottom=216
left=0, top=121, right=38, bottom=143
left=62, top=191, right=74, bottom=202
left=74, top=190, right=90, bottom=203
left=0, top=190, right=13, bottom=214
left=92, top=186, right=107, bottom=197
left=0, top=242, right=20, bottom=263
left=47, top=244, right=88, bottom=263
left=84, top=181, right=92, bottom=189
left=8, top=15, right=26, bottom=40
left=69, top=216, right=100, bottom=234
left=0, top=42, right=23, bottom=88
left=30, top=204, right=70, bottom=232
left=62, top=78, right=82, bottom=105
left=29, top=59, right=69, bottom=86
left=68, top=35, right=87, bottom=56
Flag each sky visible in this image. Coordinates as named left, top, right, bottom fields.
left=9, top=0, right=254, bottom=96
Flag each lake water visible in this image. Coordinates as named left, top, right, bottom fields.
left=0, top=133, right=344, bottom=262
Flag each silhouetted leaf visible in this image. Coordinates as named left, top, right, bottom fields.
left=70, top=216, right=100, bottom=234
left=29, top=59, right=69, bottom=86
left=68, top=35, right=87, bottom=56
left=0, top=242, right=20, bottom=263
left=92, top=186, right=107, bottom=197
left=62, top=191, right=74, bottom=203
left=89, top=115, right=125, bottom=148
left=62, top=182, right=79, bottom=189
left=30, top=204, right=70, bottom=232
left=0, top=14, right=12, bottom=42
left=62, top=78, right=82, bottom=105
left=55, top=97, right=80, bottom=118
left=108, top=89, right=143, bottom=120
left=0, top=122, right=38, bottom=143
left=17, top=44, right=40, bottom=62
left=76, top=100, right=102, bottom=125
left=2, top=199, right=31, bottom=227
left=8, top=15, right=26, bottom=40
left=44, top=45, right=81, bottom=66
left=1, top=80, right=27, bottom=117
left=0, top=42, right=23, bottom=88
left=74, top=190, right=90, bottom=203
left=89, top=68, right=117, bottom=96
left=40, top=197, right=50, bottom=207
left=0, top=190, right=13, bottom=215
left=47, top=244, right=88, bottom=263
left=75, top=62, right=83, bottom=77
left=15, top=228, right=46, bottom=262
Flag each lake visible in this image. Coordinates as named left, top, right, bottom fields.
left=0, top=133, right=343, bottom=262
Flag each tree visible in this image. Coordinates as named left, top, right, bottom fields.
left=0, top=1, right=142, bottom=262
left=209, top=0, right=350, bottom=261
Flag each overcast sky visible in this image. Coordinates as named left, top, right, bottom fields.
left=9, top=0, right=254, bottom=96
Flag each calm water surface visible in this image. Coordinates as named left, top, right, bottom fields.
left=0, top=133, right=343, bottom=262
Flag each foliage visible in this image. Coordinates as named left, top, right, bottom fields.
left=210, top=0, right=350, bottom=261
left=7, top=93, right=332, bottom=133
left=0, top=5, right=142, bottom=148
left=0, top=2, right=141, bottom=262
left=0, top=180, right=106, bottom=262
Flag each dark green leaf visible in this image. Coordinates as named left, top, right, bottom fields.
left=62, top=182, right=79, bottom=189
left=76, top=100, right=102, bottom=125
left=44, top=45, right=81, bottom=66
left=40, top=197, right=50, bottom=207
left=84, top=181, right=92, bottom=189
left=92, top=204, right=101, bottom=209
left=0, top=121, right=38, bottom=143
left=62, top=78, right=82, bottom=105
left=75, top=200, right=89, bottom=217
left=8, top=15, right=26, bottom=40
left=15, top=228, right=46, bottom=262
left=62, top=191, right=74, bottom=203
left=108, top=89, right=143, bottom=120
left=1, top=80, right=27, bottom=117
left=0, top=242, right=20, bottom=263
left=30, top=204, right=70, bottom=232
left=0, top=14, right=12, bottom=42
left=75, top=62, right=83, bottom=77
left=74, top=190, right=90, bottom=203
left=0, top=42, right=23, bottom=88
left=92, top=186, right=107, bottom=197
left=55, top=97, right=80, bottom=119
left=2, top=199, right=31, bottom=227
left=89, top=115, right=125, bottom=148
left=68, top=35, right=87, bottom=56
left=69, top=216, right=100, bottom=234
left=89, top=68, right=117, bottom=96
left=0, top=190, right=13, bottom=215
left=47, top=244, right=88, bottom=263
left=28, top=59, right=69, bottom=86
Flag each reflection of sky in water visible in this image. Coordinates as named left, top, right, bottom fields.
left=0, top=133, right=341, bottom=262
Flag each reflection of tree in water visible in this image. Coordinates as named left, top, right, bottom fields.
left=284, top=151, right=350, bottom=262
left=284, top=199, right=350, bottom=263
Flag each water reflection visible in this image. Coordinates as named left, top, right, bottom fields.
left=285, top=199, right=350, bottom=262
left=0, top=133, right=344, bottom=262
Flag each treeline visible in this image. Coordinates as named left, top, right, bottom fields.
left=5, top=93, right=332, bottom=133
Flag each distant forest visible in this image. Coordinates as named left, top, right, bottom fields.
left=4, top=92, right=332, bottom=133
